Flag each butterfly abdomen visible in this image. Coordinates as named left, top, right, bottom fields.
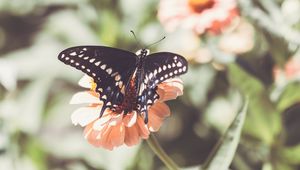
left=115, top=78, right=138, bottom=114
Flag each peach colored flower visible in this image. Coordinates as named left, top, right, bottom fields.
left=70, top=75, right=183, bottom=150
left=158, top=0, right=239, bottom=35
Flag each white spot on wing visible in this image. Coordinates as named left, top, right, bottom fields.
left=89, top=58, right=96, bottom=63
left=158, top=67, right=162, bottom=72
left=100, top=64, right=106, bottom=70
left=147, top=99, right=152, bottom=104
left=70, top=52, right=77, bottom=56
left=149, top=73, right=153, bottom=79
left=118, top=81, right=123, bottom=88
left=95, top=61, right=101, bottom=66
left=106, top=68, right=112, bottom=74
left=177, top=62, right=182, bottom=67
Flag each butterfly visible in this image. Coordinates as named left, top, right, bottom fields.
left=58, top=46, right=188, bottom=123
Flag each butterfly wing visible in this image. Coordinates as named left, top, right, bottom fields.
left=138, top=52, right=188, bottom=123
left=144, top=52, right=188, bottom=86
left=58, top=46, right=137, bottom=116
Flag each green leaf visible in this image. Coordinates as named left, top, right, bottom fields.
left=276, top=81, right=300, bottom=111
left=228, top=64, right=281, bottom=144
left=202, top=99, right=248, bottom=170
left=281, top=145, right=300, bottom=164
left=25, top=138, right=47, bottom=170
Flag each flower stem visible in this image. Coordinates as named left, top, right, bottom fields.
left=146, top=134, right=180, bottom=170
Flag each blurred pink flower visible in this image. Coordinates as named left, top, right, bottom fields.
left=274, top=57, right=300, bottom=83
left=158, top=0, right=239, bottom=35
left=70, top=75, right=183, bottom=150
left=219, top=20, right=255, bottom=54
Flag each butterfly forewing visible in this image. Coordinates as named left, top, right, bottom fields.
left=58, top=46, right=137, bottom=111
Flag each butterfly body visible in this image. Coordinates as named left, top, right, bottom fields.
left=58, top=46, right=188, bottom=123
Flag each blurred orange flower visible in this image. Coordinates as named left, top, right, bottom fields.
left=158, top=0, right=239, bottom=35
left=70, top=75, right=183, bottom=150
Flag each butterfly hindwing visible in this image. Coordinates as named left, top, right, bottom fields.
left=137, top=52, right=188, bottom=123
left=58, top=46, right=137, bottom=114
left=143, top=52, right=188, bottom=88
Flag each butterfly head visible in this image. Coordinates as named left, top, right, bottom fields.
left=135, top=49, right=150, bottom=58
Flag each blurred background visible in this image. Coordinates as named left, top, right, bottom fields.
left=0, top=0, right=300, bottom=169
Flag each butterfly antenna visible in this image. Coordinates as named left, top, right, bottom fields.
left=145, top=36, right=166, bottom=49
left=130, top=30, right=143, bottom=49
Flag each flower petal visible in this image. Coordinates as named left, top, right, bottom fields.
left=70, top=91, right=100, bottom=104
left=136, top=116, right=150, bottom=139
left=149, top=102, right=171, bottom=118
left=83, top=123, right=94, bottom=138
left=71, top=106, right=101, bottom=126
left=92, top=113, right=112, bottom=131
left=124, top=126, right=140, bottom=146
left=158, top=78, right=184, bottom=101
left=85, top=128, right=103, bottom=147
left=148, top=102, right=171, bottom=132
left=123, top=111, right=137, bottom=127
left=109, top=123, right=125, bottom=147
left=109, top=113, right=123, bottom=126
left=148, top=112, right=164, bottom=132
left=78, top=74, right=93, bottom=88
left=100, top=126, right=114, bottom=150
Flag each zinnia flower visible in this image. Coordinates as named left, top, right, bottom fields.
left=158, top=0, right=239, bottom=35
left=70, top=75, right=183, bottom=150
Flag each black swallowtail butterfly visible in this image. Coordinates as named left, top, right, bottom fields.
left=58, top=46, right=188, bottom=123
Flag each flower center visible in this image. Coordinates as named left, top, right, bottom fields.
left=90, top=80, right=97, bottom=91
left=188, top=0, right=215, bottom=13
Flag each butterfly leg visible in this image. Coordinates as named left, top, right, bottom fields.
left=144, top=109, right=148, bottom=124
left=99, top=105, right=106, bottom=118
